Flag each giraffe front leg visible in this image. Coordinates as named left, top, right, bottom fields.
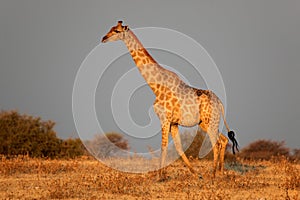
left=159, top=121, right=170, bottom=181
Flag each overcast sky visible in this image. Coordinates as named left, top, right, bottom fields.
left=0, top=0, right=299, bottom=151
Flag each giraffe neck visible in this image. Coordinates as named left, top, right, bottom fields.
left=123, top=30, right=157, bottom=67
left=121, top=30, right=167, bottom=89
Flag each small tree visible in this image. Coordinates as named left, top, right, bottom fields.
left=85, top=132, right=129, bottom=158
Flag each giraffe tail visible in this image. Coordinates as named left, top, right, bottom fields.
left=219, top=101, right=239, bottom=154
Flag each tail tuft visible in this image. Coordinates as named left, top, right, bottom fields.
left=228, top=131, right=239, bottom=154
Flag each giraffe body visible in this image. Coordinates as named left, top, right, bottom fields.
left=102, top=21, right=238, bottom=179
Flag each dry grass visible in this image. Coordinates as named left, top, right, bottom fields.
left=0, top=155, right=299, bottom=200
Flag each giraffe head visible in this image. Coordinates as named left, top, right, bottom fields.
left=102, top=21, right=129, bottom=43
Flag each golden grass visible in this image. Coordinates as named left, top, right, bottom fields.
left=0, top=155, right=299, bottom=200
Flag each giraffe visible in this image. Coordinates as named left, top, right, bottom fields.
left=101, top=21, right=238, bottom=179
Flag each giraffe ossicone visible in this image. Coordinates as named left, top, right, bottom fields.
left=102, top=21, right=238, bottom=179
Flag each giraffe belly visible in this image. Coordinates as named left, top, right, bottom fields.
left=176, top=93, right=201, bottom=127
left=179, top=109, right=200, bottom=127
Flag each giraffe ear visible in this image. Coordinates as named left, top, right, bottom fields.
left=124, top=26, right=129, bottom=31
left=117, top=21, right=124, bottom=28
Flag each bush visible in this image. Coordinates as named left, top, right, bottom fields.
left=291, top=149, right=300, bottom=162
left=0, top=110, right=86, bottom=159
left=59, top=138, right=86, bottom=158
left=0, top=110, right=61, bottom=158
left=239, top=139, right=290, bottom=160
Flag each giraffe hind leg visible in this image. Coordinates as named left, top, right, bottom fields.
left=204, top=126, right=221, bottom=178
left=212, top=133, right=229, bottom=177
left=212, top=139, right=221, bottom=178
left=218, top=133, right=228, bottom=174
left=170, top=125, right=202, bottom=179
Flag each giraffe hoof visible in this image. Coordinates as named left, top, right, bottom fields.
left=158, top=176, right=170, bottom=182
left=198, top=175, right=203, bottom=180
left=159, top=178, right=166, bottom=182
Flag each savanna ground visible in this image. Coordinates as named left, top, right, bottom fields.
left=0, top=156, right=299, bottom=200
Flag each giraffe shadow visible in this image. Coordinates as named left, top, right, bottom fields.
left=225, top=161, right=266, bottom=174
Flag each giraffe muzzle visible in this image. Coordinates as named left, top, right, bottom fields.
left=101, top=36, right=108, bottom=43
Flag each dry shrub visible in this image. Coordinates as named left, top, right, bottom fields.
left=291, top=149, right=300, bottom=163
left=239, top=139, right=290, bottom=161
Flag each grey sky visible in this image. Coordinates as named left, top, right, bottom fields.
left=0, top=0, right=299, bottom=151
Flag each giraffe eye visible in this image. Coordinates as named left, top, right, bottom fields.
left=114, top=30, right=121, bottom=33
